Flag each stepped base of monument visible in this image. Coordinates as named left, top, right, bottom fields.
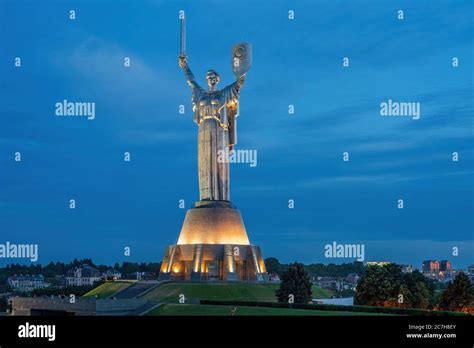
left=159, top=243, right=266, bottom=282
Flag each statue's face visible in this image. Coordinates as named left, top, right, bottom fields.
left=206, top=70, right=220, bottom=89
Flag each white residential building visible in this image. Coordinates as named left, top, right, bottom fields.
left=7, top=275, right=51, bottom=292
left=65, top=265, right=102, bottom=286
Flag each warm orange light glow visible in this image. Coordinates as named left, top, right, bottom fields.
left=177, top=208, right=250, bottom=245
left=172, top=266, right=181, bottom=273
left=259, top=260, right=266, bottom=273
left=227, top=99, right=238, bottom=111
left=160, top=262, right=169, bottom=273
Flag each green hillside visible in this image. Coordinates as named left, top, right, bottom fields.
left=142, top=282, right=332, bottom=303
left=82, top=281, right=133, bottom=299
left=148, top=304, right=388, bottom=316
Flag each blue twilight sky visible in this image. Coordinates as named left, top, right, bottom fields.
left=0, top=0, right=473, bottom=269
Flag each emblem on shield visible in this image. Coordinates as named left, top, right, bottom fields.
left=231, top=43, right=252, bottom=77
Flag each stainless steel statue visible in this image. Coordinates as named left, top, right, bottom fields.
left=158, top=17, right=265, bottom=282
left=178, top=16, right=252, bottom=202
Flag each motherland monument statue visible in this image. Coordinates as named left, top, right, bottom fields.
left=159, top=15, right=266, bottom=282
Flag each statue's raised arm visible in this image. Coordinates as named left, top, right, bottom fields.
left=178, top=56, right=202, bottom=91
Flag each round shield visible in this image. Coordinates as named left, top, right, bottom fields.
left=231, top=43, right=252, bottom=77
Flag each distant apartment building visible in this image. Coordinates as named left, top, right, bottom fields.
left=401, top=265, right=413, bottom=273
left=66, top=265, right=102, bottom=286
left=439, top=260, right=452, bottom=272
left=422, top=260, right=455, bottom=281
left=422, top=260, right=440, bottom=274
left=7, top=275, right=51, bottom=292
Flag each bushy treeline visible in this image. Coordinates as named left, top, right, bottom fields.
left=356, top=263, right=474, bottom=313
left=0, top=259, right=162, bottom=283
left=265, top=257, right=364, bottom=278
left=355, top=263, right=435, bottom=308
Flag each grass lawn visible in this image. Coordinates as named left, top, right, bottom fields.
left=82, top=281, right=133, bottom=299
left=143, top=283, right=332, bottom=303
left=147, top=304, right=390, bottom=316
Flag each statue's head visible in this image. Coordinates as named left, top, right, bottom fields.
left=206, top=70, right=220, bottom=90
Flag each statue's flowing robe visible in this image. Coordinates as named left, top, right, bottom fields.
left=183, top=66, right=243, bottom=201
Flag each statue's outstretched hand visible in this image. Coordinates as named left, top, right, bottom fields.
left=178, top=55, right=188, bottom=69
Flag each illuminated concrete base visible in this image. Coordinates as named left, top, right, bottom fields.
left=159, top=201, right=266, bottom=282
left=176, top=200, right=251, bottom=245
left=159, top=243, right=266, bottom=281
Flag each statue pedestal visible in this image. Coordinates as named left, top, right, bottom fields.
left=159, top=201, right=266, bottom=282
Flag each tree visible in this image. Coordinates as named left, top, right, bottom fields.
left=413, top=282, right=430, bottom=309
left=437, top=272, right=474, bottom=312
left=396, top=283, right=413, bottom=308
left=276, top=262, right=312, bottom=304
left=264, top=257, right=282, bottom=275
left=355, top=264, right=403, bottom=307
left=403, top=270, right=433, bottom=309
left=264, top=257, right=363, bottom=278
left=356, top=264, right=439, bottom=309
